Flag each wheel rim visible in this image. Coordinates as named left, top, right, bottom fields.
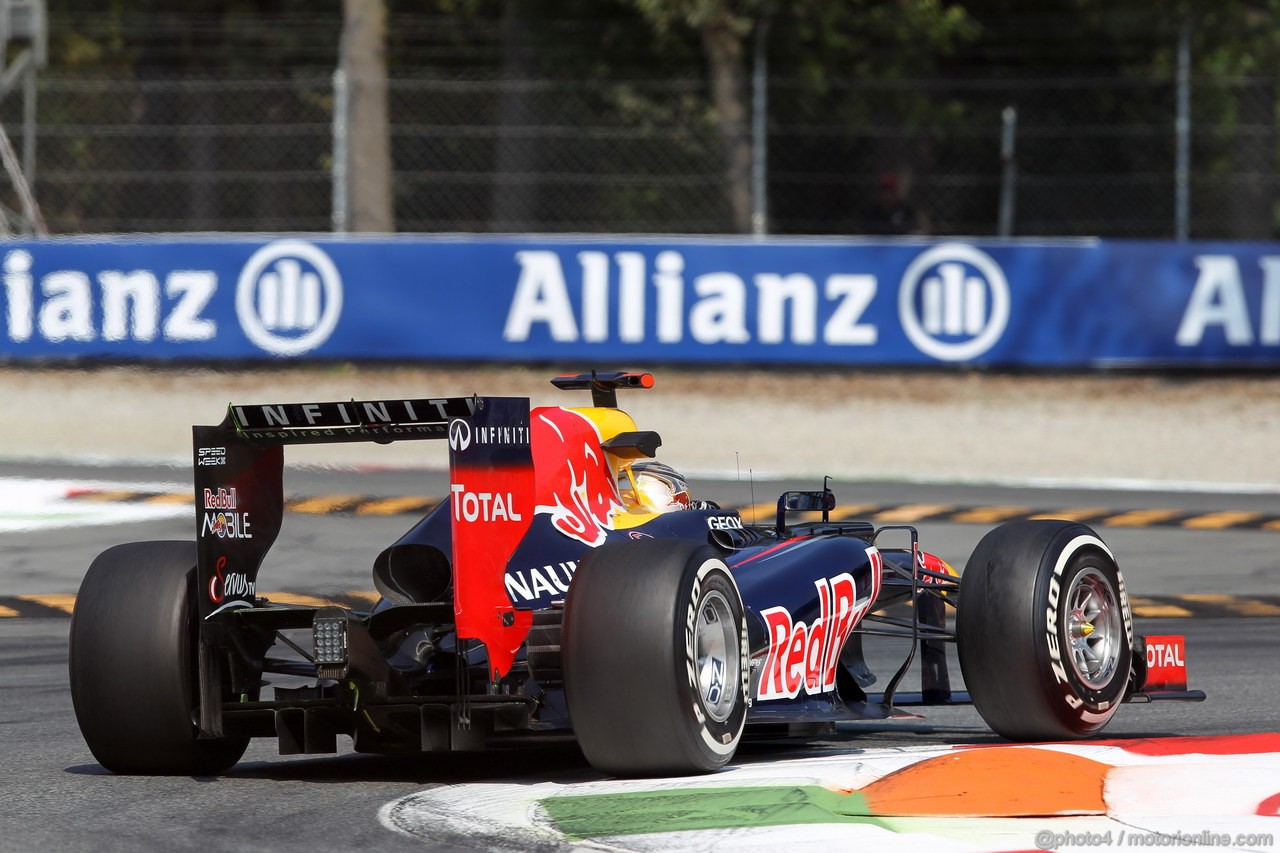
left=694, top=590, right=739, bottom=723
left=1065, top=567, right=1122, bottom=689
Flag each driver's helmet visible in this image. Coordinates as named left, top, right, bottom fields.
left=620, top=461, right=691, bottom=513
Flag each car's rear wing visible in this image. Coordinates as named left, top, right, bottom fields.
left=222, top=396, right=479, bottom=445
left=193, top=394, right=488, bottom=625
left=193, top=394, right=537, bottom=681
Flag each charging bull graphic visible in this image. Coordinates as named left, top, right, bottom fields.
left=530, top=407, right=624, bottom=548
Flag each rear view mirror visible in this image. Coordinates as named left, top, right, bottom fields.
left=776, top=489, right=836, bottom=534
left=782, top=491, right=835, bottom=513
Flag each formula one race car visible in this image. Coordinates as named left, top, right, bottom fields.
left=69, top=372, right=1204, bottom=776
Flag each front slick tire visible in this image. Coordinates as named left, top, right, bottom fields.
left=563, top=539, right=748, bottom=776
left=69, top=541, right=248, bottom=775
left=957, top=520, right=1133, bottom=741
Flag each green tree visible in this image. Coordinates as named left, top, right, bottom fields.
left=627, top=0, right=977, bottom=232
left=627, top=0, right=763, bottom=232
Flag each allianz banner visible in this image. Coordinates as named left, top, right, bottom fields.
left=0, top=235, right=1276, bottom=366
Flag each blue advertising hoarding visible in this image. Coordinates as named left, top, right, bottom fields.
left=0, top=234, right=1276, bottom=367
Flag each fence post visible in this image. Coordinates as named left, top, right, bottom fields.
left=1175, top=20, right=1191, bottom=241
left=332, top=67, right=348, bottom=234
left=22, top=55, right=34, bottom=190
left=998, top=105, right=1017, bottom=237
left=751, top=14, right=772, bottom=237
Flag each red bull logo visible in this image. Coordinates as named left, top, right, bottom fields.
left=917, top=550, right=958, bottom=585
left=531, top=407, right=623, bottom=547
left=756, top=548, right=882, bottom=701
left=202, top=511, right=253, bottom=539
left=202, top=487, right=237, bottom=509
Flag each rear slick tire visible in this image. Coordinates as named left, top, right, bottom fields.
left=957, top=520, right=1133, bottom=741
left=563, top=539, right=748, bottom=776
left=69, top=541, right=249, bottom=775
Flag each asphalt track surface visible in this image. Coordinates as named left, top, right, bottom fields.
left=1, top=461, right=1278, bottom=851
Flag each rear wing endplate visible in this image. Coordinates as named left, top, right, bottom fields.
left=194, top=394, right=536, bottom=684
left=194, top=394, right=485, bottom=623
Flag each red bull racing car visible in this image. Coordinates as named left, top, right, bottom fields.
left=68, top=371, right=1203, bottom=777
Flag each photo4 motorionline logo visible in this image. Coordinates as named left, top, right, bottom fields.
left=0, top=238, right=344, bottom=357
